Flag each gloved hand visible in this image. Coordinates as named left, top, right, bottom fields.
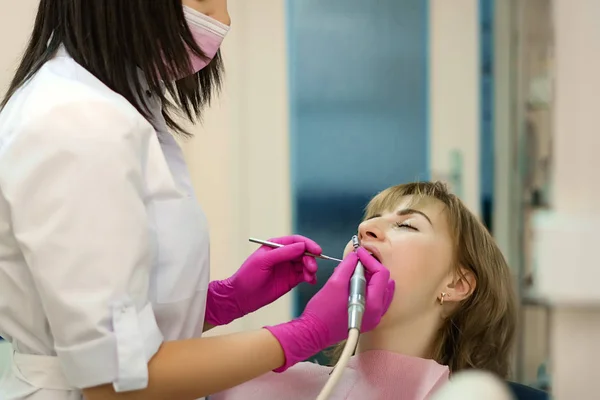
left=204, top=235, right=321, bottom=327
left=265, top=248, right=395, bottom=372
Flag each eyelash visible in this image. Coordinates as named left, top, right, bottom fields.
left=395, top=222, right=417, bottom=231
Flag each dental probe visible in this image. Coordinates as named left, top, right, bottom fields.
left=316, top=235, right=365, bottom=400
left=248, top=238, right=343, bottom=262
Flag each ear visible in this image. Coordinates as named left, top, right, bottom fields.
left=445, top=267, right=476, bottom=303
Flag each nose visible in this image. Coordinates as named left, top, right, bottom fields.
left=358, top=219, right=385, bottom=243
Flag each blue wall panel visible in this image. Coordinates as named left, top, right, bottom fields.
left=287, top=0, right=429, bottom=361
left=480, top=0, right=495, bottom=231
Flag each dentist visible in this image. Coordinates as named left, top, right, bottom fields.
left=0, top=1, right=395, bottom=399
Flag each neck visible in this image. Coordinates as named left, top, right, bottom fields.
left=357, top=312, right=441, bottom=359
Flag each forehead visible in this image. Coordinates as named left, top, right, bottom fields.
left=366, top=195, right=447, bottom=223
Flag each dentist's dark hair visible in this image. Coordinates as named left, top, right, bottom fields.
left=0, top=0, right=224, bottom=135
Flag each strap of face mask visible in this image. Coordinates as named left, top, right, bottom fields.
left=183, top=6, right=230, bottom=39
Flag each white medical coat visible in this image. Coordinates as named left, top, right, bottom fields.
left=0, top=47, right=211, bottom=399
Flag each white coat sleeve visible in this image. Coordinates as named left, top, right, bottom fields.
left=2, top=100, right=164, bottom=392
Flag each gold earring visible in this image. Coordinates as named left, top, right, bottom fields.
left=439, top=292, right=448, bottom=305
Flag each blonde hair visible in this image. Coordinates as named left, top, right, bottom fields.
left=331, top=181, right=517, bottom=377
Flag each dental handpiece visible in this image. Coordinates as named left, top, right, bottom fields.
left=316, top=235, right=366, bottom=399
left=348, top=235, right=366, bottom=331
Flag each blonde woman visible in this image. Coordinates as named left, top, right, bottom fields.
left=214, top=181, right=518, bottom=400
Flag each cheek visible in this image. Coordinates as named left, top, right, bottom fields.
left=386, top=238, right=432, bottom=278
left=385, top=237, right=450, bottom=303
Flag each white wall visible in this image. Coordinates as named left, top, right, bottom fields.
left=492, top=0, right=517, bottom=267
left=535, top=0, right=600, bottom=397
left=180, top=0, right=293, bottom=334
left=0, top=0, right=41, bottom=378
left=0, top=0, right=38, bottom=94
left=429, top=0, right=481, bottom=215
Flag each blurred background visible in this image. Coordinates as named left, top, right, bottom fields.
left=0, top=0, right=559, bottom=393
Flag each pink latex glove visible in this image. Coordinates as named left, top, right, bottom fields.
left=265, top=248, right=396, bottom=372
left=204, top=235, right=322, bottom=326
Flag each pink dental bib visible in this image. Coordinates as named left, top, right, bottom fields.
left=212, top=350, right=449, bottom=400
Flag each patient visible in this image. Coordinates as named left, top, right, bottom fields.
left=213, top=181, right=517, bottom=400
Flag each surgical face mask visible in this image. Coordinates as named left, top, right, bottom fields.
left=181, top=6, right=229, bottom=77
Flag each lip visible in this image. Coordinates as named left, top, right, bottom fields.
left=361, top=243, right=383, bottom=264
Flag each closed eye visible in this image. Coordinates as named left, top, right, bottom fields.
left=395, top=222, right=418, bottom=231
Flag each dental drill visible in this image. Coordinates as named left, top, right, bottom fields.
left=316, top=235, right=365, bottom=400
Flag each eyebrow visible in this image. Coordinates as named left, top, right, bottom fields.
left=396, top=208, right=433, bottom=226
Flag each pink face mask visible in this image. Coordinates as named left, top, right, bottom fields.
left=181, top=6, right=229, bottom=77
